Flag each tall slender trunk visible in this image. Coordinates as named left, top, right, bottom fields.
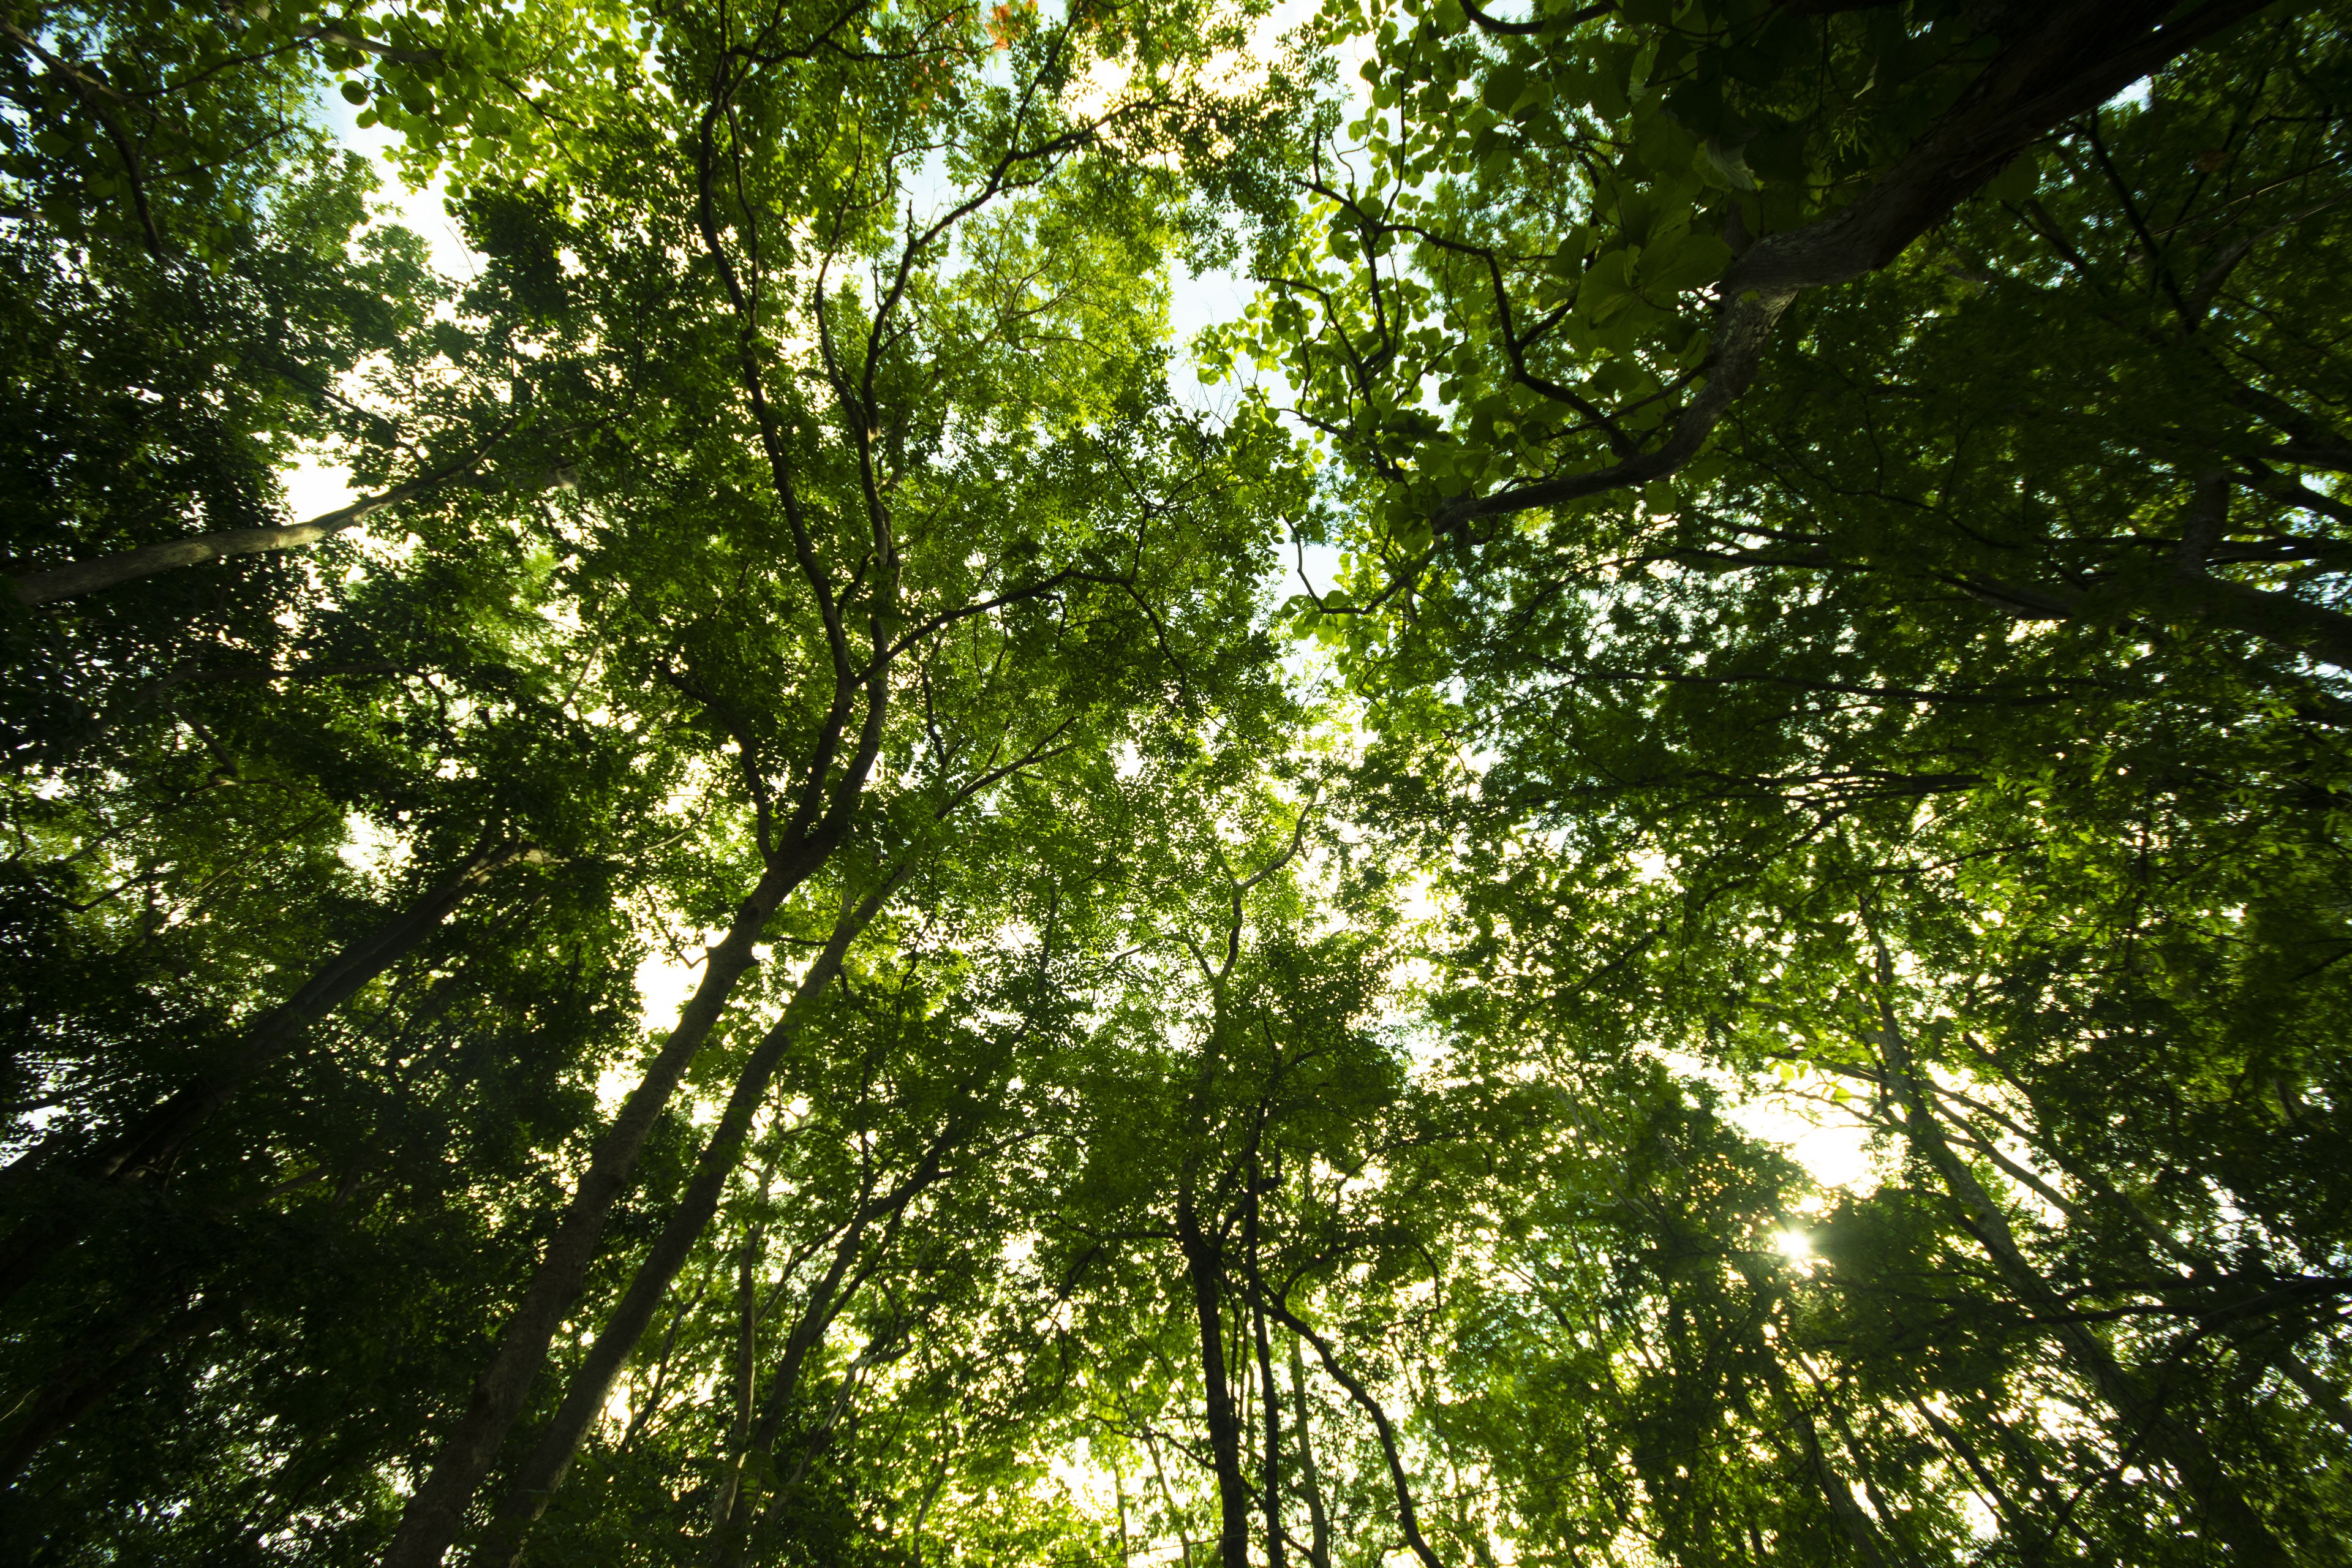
left=380, top=850, right=820, bottom=1568
left=1972, top=1079, right=2352, bottom=1446
left=0, top=845, right=518, bottom=1304
left=714, top=1137, right=960, bottom=1568
left=723, top=1163, right=781, bottom=1462
left=1820, top=1398, right=1902, bottom=1550
left=383, top=62, right=905, bottom=1551
left=472, top=869, right=909, bottom=1568
left=1287, top=1335, right=1331, bottom=1568
left=1976, top=1391, right=2081, bottom=1545
left=908, top=1455, right=950, bottom=1568
left=1911, top=1395, right=2047, bottom=1567
left=1741, top=1328, right=1890, bottom=1568
left=1175, top=1191, right=1253, bottom=1568
left=1114, top=1462, right=1131, bottom=1568
left=612, top=1272, right=706, bottom=1457
left=712, top=1174, right=781, bottom=1530
left=1871, top=993, right=2290, bottom=1567
left=707, top=1217, right=864, bottom=1544
left=1245, top=1177, right=1287, bottom=1568
left=1144, top=1428, right=1197, bottom=1568
left=1784, top=1387, right=1890, bottom=1568
left=734, top=1325, right=905, bottom=1564
left=1251, top=1298, right=1286, bottom=1568
left=1261, top=1293, right=1443, bottom=1568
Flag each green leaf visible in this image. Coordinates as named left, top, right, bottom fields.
left=1635, top=229, right=1733, bottom=297
left=1984, top=154, right=2037, bottom=204
left=1700, top=135, right=1758, bottom=193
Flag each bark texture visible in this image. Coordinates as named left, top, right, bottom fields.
left=1177, top=1194, right=1255, bottom=1568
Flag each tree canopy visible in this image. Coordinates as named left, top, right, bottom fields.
left=1, top=1, right=2345, bottom=1566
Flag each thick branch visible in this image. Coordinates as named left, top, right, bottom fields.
left=0, top=18, right=165, bottom=254
left=1432, top=0, right=2274, bottom=533
left=12, top=440, right=521, bottom=607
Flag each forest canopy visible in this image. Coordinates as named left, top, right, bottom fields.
left=1, top=1, right=2346, bottom=1565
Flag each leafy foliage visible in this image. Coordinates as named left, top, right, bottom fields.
left=1, top=2, right=2346, bottom=1567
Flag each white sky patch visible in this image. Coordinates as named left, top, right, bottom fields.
left=1730, top=1091, right=1880, bottom=1194
left=282, top=451, right=360, bottom=520
left=1659, top=1048, right=1883, bottom=1194
left=1286, top=537, right=1343, bottom=600
left=316, top=88, right=485, bottom=282
left=635, top=945, right=709, bottom=1036
left=593, top=1058, right=636, bottom=1118
left=1168, top=0, right=1371, bottom=421
left=1166, top=258, right=1257, bottom=413
left=337, top=811, right=411, bottom=882
left=1047, top=1446, right=1123, bottom=1520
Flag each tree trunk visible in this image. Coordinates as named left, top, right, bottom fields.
left=1975, top=561, right=2352, bottom=671
left=1943, top=1073, right=2352, bottom=1446
left=1145, top=1430, right=1197, bottom=1568
left=470, top=868, right=910, bottom=1568
left=1788, top=1394, right=1891, bottom=1568
left=379, top=850, right=823, bottom=1568
left=1114, top=1463, right=1131, bottom=1568
left=707, top=1221, right=862, bottom=1545
left=1912, top=1395, right=2048, bottom=1567
left=1872, top=996, right=2291, bottom=1567
left=1246, top=1180, right=1287, bottom=1568
left=709, top=1167, right=786, bottom=1535
left=1262, top=1295, right=1444, bottom=1568
left=2277, top=1354, right=2352, bottom=1442
left=733, top=1325, right=910, bottom=1566
left=105, top=847, right=518, bottom=1186
left=714, top=1136, right=960, bottom=1568
left=1288, top=1334, right=1332, bottom=1568
left=1175, top=1194, right=1254, bottom=1568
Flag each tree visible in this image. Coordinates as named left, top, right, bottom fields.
left=6, top=1, right=2351, bottom=1565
